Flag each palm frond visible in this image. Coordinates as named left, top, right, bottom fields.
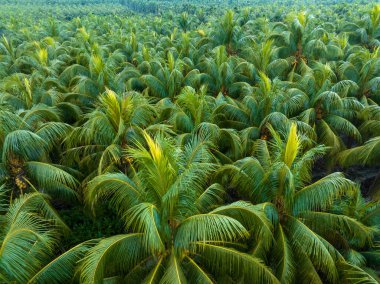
left=339, top=136, right=380, bottom=167
left=28, top=241, right=96, bottom=284
left=286, top=216, right=338, bottom=282
left=2, top=130, right=48, bottom=161
left=196, top=243, right=279, bottom=283
left=293, top=172, right=356, bottom=213
left=273, top=225, right=295, bottom=284
left=80, top=234, right=146, bottom=284
left=124, top=203, right=165, bottom=254
left=300, top=211, right=375, bottom=247
left=25, top=161, right=78, bottom=200
left=160, top=253, right=187, bottom=284
left=175, top=212, right=248, bottom=253
left=209, top=201, right=273, bottom=249
left=337, top=261, right=379, bottom=284
left=85, top=173, right=141, bottom=214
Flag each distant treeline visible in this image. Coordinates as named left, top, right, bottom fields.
left=0, top=0, right=374, bottom=7
left=0, top=0, right=376, bottom=17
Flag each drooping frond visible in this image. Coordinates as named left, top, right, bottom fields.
left=25, top=162, right=78, bottom=200
left=1, top=195, right=58, bottom=283
left=195, top=183, right=225, bottom=212
left=339, top=136, right=380, bottom=167
left=28, top=241, right=96, bottom=284
left=175, top=213, right=248, bottom=252
left=184, top=256, right=214, bottom=284
left=293, top=173, right=356, bottom=214
left=124, top=203, right=165, bottom=254
left=209, top=201, right=274, bottom=249
left=300, top=211, right=375, bottom=247
left=80, top=234, right=146, bottom=284
left=196, top=243, right=280, bottom=283
left=272, top=225, right=295, bottom=284
left=337, top=261, right=379, bottom=284
left=6, top=192, right=69, bottom=233
left=35, top=122, right=73, bottom=150
left=85, top=173, right=141, bottom=214
left=2, top=130, right=48, bottom=161
left=160, top=253, right=187, bottom=284
left=286, top=216, right=338, bottom=282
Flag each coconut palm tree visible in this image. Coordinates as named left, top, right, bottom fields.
left=340, top=46, right=380, bottom=104
left=292, top=64, right=363, bottom=155
left=199, top=45, right=252, bottom=97
left=0, top=2, right=379, bottom=283
left=30, top=131, right=279, bottom=283
left=212, top=10, right=241, bottom=55
left=219, top=123, right=378, bottom=283
left=343, top=4, right=380, bottom=50
left=331, top=189, right=380, bottom=278
left=0, top=110, right=78, bottom=200
left=64, top=89, right=157, bottom=181
left=0, top=192, right=68, bottom=283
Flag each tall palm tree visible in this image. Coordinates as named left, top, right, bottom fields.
left=0, top=2, right=379, bottom=283
left=31, top=131, right=279, bottom=283
left=343, top=4, right=380, bottom=50
left=219, top=123, right=378, bottom=283
left=341, top=46, right=380, bottom=104
left=64, top=89, right=157, bottom=181
left=293, top=64, right=363, bottom=155
left=199, top=45, right=251, bottom=97
left=0, top=192, right=68, bottom=283
left=0, top=110, right=78, bottom=200
left=212, top=10, right=242, bottom=56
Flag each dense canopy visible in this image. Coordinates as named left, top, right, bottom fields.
left=0, top=0, right=379, bottom=283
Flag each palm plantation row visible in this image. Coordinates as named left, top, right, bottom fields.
left=0, top=1, right=379, bottom=283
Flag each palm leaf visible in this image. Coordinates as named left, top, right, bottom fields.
left=28, top=241, right=96, bottom=284
left=160, top=253, right=187, bottom=284
left=209, top=201, right=273, bottom=249
left=293, top=172, right=356, bottom=213
left=25, top=161, right=78, bottom=200
left=284, top=123, right=299, bottom=167
left=286, top=216, right=338, bottom=282
left=175, top=213, right=248, bottom=253
left=124, top=203, right=165, bottom=254
left=337, top=261, right=379, bottom=284
left=2, top=130, right=48, bottom=161
left=300, top=211, right=374, bottom=247
left=339, top=137, right=380, bottom=167
left=273, top=225, right=295, bottom=284
left=80, top=234, right=146, bottom=284
left=196, top=243, right=279, bottom=283
left=184, top=256, right=214, bottom=284
left=85, top=173, right=141, bottom=214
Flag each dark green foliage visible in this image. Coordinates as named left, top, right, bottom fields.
left=0, top=1, right=379, bottom=283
